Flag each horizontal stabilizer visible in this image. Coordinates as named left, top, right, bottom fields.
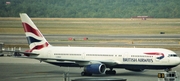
left=2, top=50, right=39, bottom=56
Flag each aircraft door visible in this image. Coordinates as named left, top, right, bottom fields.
left=47, top=50, right=52, bottom=58
left=123, top=52, right=129, bottom=58
left=82, top=52, right=85, bottom=59
left=160, top=57, right=169, bottom=63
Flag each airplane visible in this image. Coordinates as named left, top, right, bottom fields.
left=18, top=13, right=180, bottom=76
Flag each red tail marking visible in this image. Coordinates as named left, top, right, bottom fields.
left=24, top=50, right=31, bottom=56
left=29, top=42, right=49, bottom=52
left=22, top=23, right=42, bottom=37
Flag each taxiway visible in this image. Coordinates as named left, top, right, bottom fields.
left=0, top=57, right=180, bottom=81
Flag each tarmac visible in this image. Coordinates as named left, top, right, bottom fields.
left=0, top=57, right=180, bottom=81
left=1, top=34, right=180, bottom=81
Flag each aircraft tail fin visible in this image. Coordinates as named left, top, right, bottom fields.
left=19, top=13, right=50, bottom=51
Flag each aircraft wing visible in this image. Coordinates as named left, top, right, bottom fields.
left=39, top=58, right=121, bottom=67
left=2, top=50, right=39, bottom=56
left=43, top=60, right=80, bottom=67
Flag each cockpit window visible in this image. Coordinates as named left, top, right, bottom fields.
left=168, top=54, right=178, bottom=57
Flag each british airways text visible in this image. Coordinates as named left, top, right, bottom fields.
left=123, top=58, right=153, bottom=62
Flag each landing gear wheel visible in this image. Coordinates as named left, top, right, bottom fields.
left=81, top=72, right=92, bottom=76
left=81, top=72, right=85, bottom=76
left=105, top=68, right=116, bottom=75
left=112, top=70, right=116, bottom=75
left=164, top=68, right=172, bottom=72
left=105, top=70, right=116, bottom=75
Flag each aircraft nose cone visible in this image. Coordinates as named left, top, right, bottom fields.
left=177, top=57, right=180, bottom=65
left=178, top=57, right=180, bottom=64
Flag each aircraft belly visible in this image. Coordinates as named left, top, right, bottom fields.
left=43, top=60, right=81, bottom=67
left=112, top=64, right=177, bottom=69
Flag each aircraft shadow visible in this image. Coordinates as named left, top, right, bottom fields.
left=31, top=70, right=157, bottom=78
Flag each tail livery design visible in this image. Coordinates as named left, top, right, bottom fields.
left=20, top=13, right=50, bottom=52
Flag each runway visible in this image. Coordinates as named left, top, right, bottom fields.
left=1, top=34, right=180, bottom=47
left=0, top=57, right=180, bottom=81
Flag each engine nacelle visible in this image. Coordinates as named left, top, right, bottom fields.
left=125, top=68, right=144, bottom=72
left=84, top=64, right=106, bottom=74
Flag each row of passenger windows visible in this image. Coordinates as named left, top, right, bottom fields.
left=54, top=53, right=122, bottom=57
left=54, top=53, right=177, bottom=57
left=54, top=53, right=81, bottom=56
left=131, top=55, right=153, bottom=57
left=86, top=54, right=114, bottom=57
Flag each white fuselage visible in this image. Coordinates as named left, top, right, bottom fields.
left=33, top=46, right=180, bottom=68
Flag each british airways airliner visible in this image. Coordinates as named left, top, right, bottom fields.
left=19, top=13, right=180, bottom=76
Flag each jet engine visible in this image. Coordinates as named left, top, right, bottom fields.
left=84, top=64, right=106, bottom=74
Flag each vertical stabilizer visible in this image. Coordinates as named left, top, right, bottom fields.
left=19, top=13, right=50, bottom=51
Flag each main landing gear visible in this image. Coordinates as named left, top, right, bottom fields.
left=105, top=68, right=116, bottom=75
left=164, top=68, right=172, bottom=72
left=81, top=71, right=92, bottom=76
